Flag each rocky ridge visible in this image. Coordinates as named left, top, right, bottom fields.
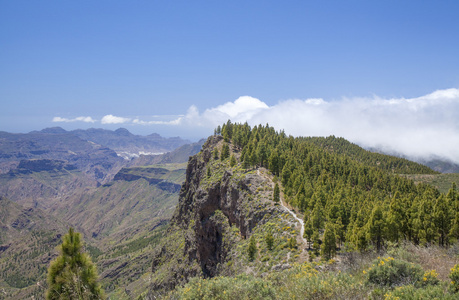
left=147, top=135, right=304, bottom=296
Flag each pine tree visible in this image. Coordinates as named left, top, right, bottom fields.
left=230, top=154, right=237, bottom=167
left=265, top=231, right=274, bottom=250
left=242, top=154, right=251, bottom=169
left=321, top=223, right=336, bottom=260
left=312, top=230, right=321, bottom=256
left=450, top=212, right=459, bottom=242
left=415, top=194, right=437, bottom=245
left=387, top=191, right=406, bottom=243
left=447, top=182, right=457, bottom=208
left=368, top=205, right=385, bottom=252
left=247, top=235, right=257, bottom=261
left=221, top=144, right=230, bottom=160
left=273, top=183, right=280, bottom=203
left=334, top=216, right=345, bottom=247
left=268, top=150, right=279, bottom=176
left=434, top=194, right=452, bottom=246
left=312, top=201, right=324, bottom=231
left=448, top=183, right=459, bottom=241
left=47, top=228, right=104, bottom=300
left=303, top=217, right=314, bottom=249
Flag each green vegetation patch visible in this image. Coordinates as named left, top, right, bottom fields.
left=404, top=173, right=459, bottom=194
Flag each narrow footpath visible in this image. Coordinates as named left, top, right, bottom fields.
left=280, top=198, right=307, bottom=245
left=257, top=168, right=307, bottom=246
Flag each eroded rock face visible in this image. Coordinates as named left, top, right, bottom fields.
left=16, top=159, right=77, bottom=173
left=148, top=136, right=277, bottom=294
left=113, top=167, right=182, bottom=192
left=183, top=169, right=274, bottom=278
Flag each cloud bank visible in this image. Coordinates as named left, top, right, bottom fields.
left=51, top=88, right=459, bottom=164
left=52, top=116, right=95, bottom=123
left=177, top=89, right=459, bottom=164
left=101, top=115, right=131, bottom=124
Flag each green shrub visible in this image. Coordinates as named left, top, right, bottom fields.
left=175, top=274, right=275, bottom=300
left=385, top=285, right=454, bottom=300
left=248, top=235, right=257, bottom=261
left=449, top=264, right=459, bottom=293
left=365, top=257, right=423, bottom=287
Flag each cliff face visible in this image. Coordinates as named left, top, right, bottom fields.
left=113, top=167, right=181, bottom=193
left=15, top=159, right=77, bottom=173
left=174, top=136, right=267, bottom=233
left=148, top=136, right=292, bottom=295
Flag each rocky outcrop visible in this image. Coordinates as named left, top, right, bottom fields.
left=148, top=136, right=281, bottom=294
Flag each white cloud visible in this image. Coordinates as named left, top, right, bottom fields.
left=176, top=96, right=270, bottom=128
left=206, top=96, right=269, bottom=120
left=176, top=88, right=459, bottom=164
left=133, top=117, right=182, bottom=125
left=101, top=114, right=131, bottom=124
left=52, top=116, right=96, bottom=123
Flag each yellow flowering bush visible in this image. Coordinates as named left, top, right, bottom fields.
left=421, top=270, right=439, bottom=287
left=449, top=264, right=459, bottom=293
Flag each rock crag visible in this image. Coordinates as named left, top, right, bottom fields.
left=147, top=136, right=292, bottom=295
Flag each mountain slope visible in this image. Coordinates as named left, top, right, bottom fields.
left=56, top=164, right=187, bottom=298
left=0, top=162, right=187, bottom=299
left=61, top=164, right=186, bottom=240
left=303, top=135, right=437, bottom=174
left=0, top=160, right=96, bottom=210
left=0, top=196, right=68, bottom=298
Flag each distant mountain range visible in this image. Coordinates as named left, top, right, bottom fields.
left=365, top=146, right=459, bottom=174
left=0, top=127, right=194, bottom=183
left=0, top=127, right=203, bottom=298
left=69, top=127, right=190, bottom=159
left=34, top=127, right=190, bottom=159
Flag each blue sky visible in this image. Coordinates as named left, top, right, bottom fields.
left=1, top=1, right=459, bottom=161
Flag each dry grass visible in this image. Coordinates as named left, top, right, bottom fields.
left=336, top=241, right=459, bottom=282
left=398, top=243, right=459, bottom=281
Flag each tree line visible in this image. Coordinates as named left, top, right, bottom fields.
left=216, top=121, right=458, bottom=257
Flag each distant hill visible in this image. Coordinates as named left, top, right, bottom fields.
left=419, top=158, right=459, bottom=173
left=129, top=138, right=205, bottom=166
left=0, top=130, right=125, bottom=183
left=363, top=145, right=459, bottom=174
left=70, top=127, right=190, bottom=159
left=304, top=136, right=438, bottom=174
